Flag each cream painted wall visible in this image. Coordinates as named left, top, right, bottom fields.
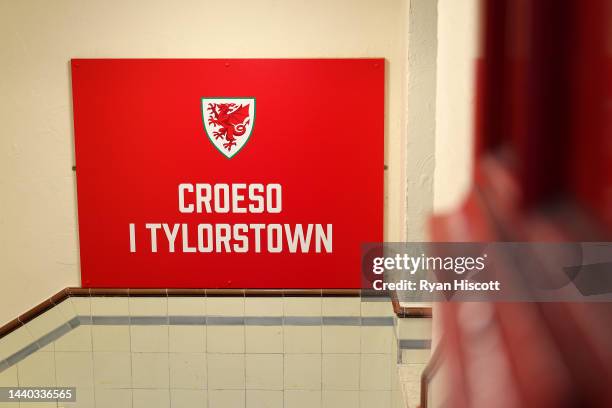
left=404, top=0, right=438, bottom=241
left=433, top=0, right=478, bottom=214
left=431, top=0, right=479, bottom=350
left=0, top=0, right=413, bottom=325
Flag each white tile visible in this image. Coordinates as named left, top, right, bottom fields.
left=284, top=390, right=321, bottom=408
left=360, top=300, right=394, bottom=317
left=398, top=363, right=424, bottom=408
left=208, top=390, right=245, bottom=408
left=207, top=354, right=245, bottom=390
left=322, top=326, right=360, bottom=354
left=397, top=318, right=432, bottom=340
left=0, top=326, right=35, bottom=361
left=91, top=297, right=129, bottom=316
left=391, top=361, right=400, bottom=391
left=129, top=297, right=167, bottom=316
left=92, top=352, right=132, bottom=388
left=130, top=326, right=168, bottom=352
left=17, top=351, right=55, bottom=386
left=284, top=354, right=321, bottom=390
left=322, top=354, right=360, bottom=390
left=132, top=352, right=169, bottom=388
left=283, top=326, right=321, bottom=354
left=207, top=297, right=244, bottom=317
left=24, top=307, right=68, bottom=340
left=54, top=325, right=93, bottom=352
left=400, top=349, right=431, bottom=364
left=207, top=326, right=244, bottom=353
left=54, top=299, right=78, bottom=321
left=360, top=390, right=391, bottom=408
left=361, top=326, right=394, bottom=354
left=322, top=390, right=359, bottom=408
left=391, top=388, right=405, bottom=408
left=169, top=352, right=206, bottom=389
left=0, top=365, right=18, bottom=386
left=133, top=389, right=170, bottom=408
left=18, top=402, right=57, bottom=408
left=64, top=387, right=95, bottom=408
left=360, top=354, right=392, bottom=390
left=245, top=326, right=282, bottom=354
left=169, top=326, right=205, bottom=353
left=245, top=354, right=283, bottom=390
left=246, top=390, right=283, bottom=408
left=171, top=389, right=207, bottom=408
left=322, top=298, right=360, bottom=317
left=95, top=388, right=132, bottom=408
left=55, top=352, right=94, bottom=388
left=399, top=363, right=425, bottom=384
left=92, top=325, right=130, bottom=352
left=70, top=297, right=92, bottom=317
left=398, top=301, right=431, bottom=309
left=245, top=298, right=282, bottom=317
left=283, top=297, right=321, bottom=316
left=168, top=297, right=206, bottom=316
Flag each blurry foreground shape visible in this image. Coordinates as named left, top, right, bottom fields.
left=423, top=0, right=612, bottom=407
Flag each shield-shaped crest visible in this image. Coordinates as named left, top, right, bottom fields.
left=201, top=97, right=256, bottom=159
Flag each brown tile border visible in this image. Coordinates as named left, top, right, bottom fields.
left=128, top=288, right=168, bottom=297
left=240, top=289, right=286, bottom=297
left=50, top=288, right=71, bottom=303
left=0, top=288, right=78, bottom=341
left=166, top=288, right=207, bottom=297
left=205, top=289, right=246, bottom=297
left=395, top=305, right=433, bottom=318
left=0, top=318, right=22, bottom=340
left=17, top=298, right=54, bottom=324
left=88, top=288, right=129, bottom=296
left=66, top=287, right=91, bottom=296
left=420, top=340, right=444, bottom=408
left=0, top=286, right=431, bottom=340
left=390, top=292, right=433, bottom=318
left=322, top=289, right=362, bottom=297
left=282, top=289, right=323, bottom=297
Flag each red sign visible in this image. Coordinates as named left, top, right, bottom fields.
left=71, top=59, right=383, bottom=288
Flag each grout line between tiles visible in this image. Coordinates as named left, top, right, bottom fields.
left=165, top=297, right=170, bottom=408
left=358, top=307, right=362, bottom=408
left=52, top=331, right=58, bottom=405
left=87, top=298, right=97, bottom=408
left=127, top=296, right=134, bottom=408
left=282, top=296, right=285, bottom=408
left=205, top=302, right=210, bottom=408
left=320, top=295, right=323, bottom=407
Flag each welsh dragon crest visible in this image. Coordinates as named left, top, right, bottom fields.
left=201, top=97, right=255, bottom=159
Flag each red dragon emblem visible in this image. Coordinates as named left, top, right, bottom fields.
left=206, top=103, right=251, bottom=151
left=201, top=97, right=255, bottom=158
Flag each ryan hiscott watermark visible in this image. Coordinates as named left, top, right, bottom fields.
left=361, top=242, right=612, bottom=302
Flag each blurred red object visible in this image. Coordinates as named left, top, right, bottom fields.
left=424, top=0, right=612, bottom=407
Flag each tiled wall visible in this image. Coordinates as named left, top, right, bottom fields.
left=0, top=296, right=421, bottom=408
left=395, top=315, right=432, bottom=408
